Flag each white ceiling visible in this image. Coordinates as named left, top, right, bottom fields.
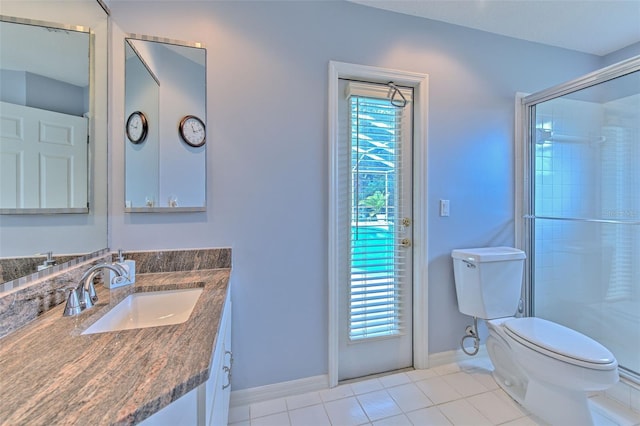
left=347, top=0, right=640, bottom=56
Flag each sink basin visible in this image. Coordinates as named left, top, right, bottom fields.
left=82, top=288, right=203, bottom=335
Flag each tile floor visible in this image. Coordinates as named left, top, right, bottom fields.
left=228, top=357, right=640, bottom=426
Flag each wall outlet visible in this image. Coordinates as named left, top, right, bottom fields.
left=440, top=199, right=450, bottom=217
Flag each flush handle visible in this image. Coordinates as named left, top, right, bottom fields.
left=462, top=259, right=476, bottom=268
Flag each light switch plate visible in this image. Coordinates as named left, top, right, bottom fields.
left=440, top=199, right=450, bottom=217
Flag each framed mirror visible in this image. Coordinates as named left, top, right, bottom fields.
left=0, top=0, right=108, bottom=287
left=0, top=17, right=90, bottom=213
left=124, top=35, right=206, bottom=212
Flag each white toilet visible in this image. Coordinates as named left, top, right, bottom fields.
left=451, top=246, right=619, bottom=426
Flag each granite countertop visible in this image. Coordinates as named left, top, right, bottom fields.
left=0, top=268, right=230, bottom=426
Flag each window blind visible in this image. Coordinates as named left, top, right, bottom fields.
left=342, top=80, right=413, bottom=341
left=601, top=125, right=636, bottom=301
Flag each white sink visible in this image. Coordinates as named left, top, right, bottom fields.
left=82, top=288, right=203, bottom=335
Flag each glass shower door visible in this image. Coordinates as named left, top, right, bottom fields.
left=527, top=69, right=640, bottom=378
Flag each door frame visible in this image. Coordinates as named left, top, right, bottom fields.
left=328, top=61, right=429, bottom=387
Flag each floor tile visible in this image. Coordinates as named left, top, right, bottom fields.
left=288, top=404, right=331, bottom=426
left=405, top=368, right=438, bottom=382
left=493, top=389, right=529, bottom=417
left=357, top=389, right=403, bottom=421
left=379, top=372, right=411, bottom=389
left=319, top=384, right=354, bottom=402
left=371, top=413, right=412, bottom=426
left=324, top=396, right=369, bottom=426
left=286, top=391, right=322, bottom=410
left=467, top=389, right=527, bottom=424
left=250, top=398, right=287, bottom=419
left=458, top=356, right=494, bottom=373
left=351, top=377, right=384, bottom=395
left=500, top=416, right=544, bottom=426
left=432, top=362, right=461, bottom=376
left=250, top=411, right=290, bottom=426
left=229, top=405, right=250, bottom=423
left=468, top=369, right=500, bottom=391
left=441, top=371, right=489, bottom=397
left=405, top=406, right=453, bottom=425
left=231, top=359, right=637, bottom=426
left=437, top=399, right=492, bottom=426
left=386, top=383, right=433, bottom=413
left=414, top=376, right=463, bottom=405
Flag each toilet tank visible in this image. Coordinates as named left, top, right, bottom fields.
left=452, top=247, right=526, bottom=319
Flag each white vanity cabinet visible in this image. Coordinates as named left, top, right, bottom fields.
left=206, top=295, right=233, bottom=426
left=140, top=292, right=232, bottom=426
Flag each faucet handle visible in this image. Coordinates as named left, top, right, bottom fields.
left=88, top=280, right=98, bottom=304
left=78, top=285, right=94, bottom=310
left=63, top=287, right=82, bottom=317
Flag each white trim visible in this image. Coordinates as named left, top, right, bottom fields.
left=427, top=345, right=489, bottom=368
left=522, top=55, right=640, bottom=106
left=514, top=92, right=533, bottom=316
left=514, top=92, right=527, bottom=252
left=328, top=61, right=429, bottom=387
left=345, top=81, right=413, bottom=101
left=229, top=375, right=329, bottom=407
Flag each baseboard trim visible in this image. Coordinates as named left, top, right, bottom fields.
left=230, top=374, right=330, bottom=407
left=428, top=345, right=489, bottom=367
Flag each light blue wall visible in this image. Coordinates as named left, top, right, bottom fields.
left=0, top=70, right=86, bottom=116
left=109, top=1, right=607, bottom=391
left=602, top=41, right=640, bottom=67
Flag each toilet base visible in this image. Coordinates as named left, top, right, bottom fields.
left=524, top=379, right=594, bottom=426
left=486, top=320, right=606, bottom=426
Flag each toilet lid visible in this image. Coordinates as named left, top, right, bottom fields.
left=503, top=317, right=616, bottom=369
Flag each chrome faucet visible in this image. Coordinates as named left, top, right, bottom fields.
left=63, top=263, right=129, bottom=316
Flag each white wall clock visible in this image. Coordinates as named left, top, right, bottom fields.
left=126, top=111, right=148, bottom=144
left=179, top=115, right=206, bottom=147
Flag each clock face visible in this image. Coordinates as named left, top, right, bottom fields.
left=126, top=111, right=148, bottom=144
left=179, top=116, right=206, bottom=147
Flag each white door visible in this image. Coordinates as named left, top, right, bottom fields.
left=0, top=101, right=88, bottom=209
left=337, top=79, right=414, bottom=381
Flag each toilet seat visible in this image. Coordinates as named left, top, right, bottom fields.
left=503, top=317, right=617, bottom=370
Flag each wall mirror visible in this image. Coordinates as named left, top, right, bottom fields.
left=124, top=35, right=206, bottom=212
left=0, top=18, right=89, bottom=213
left=0, top=0, right=108, bottom=286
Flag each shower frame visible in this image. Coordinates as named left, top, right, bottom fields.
left=515, top=55, right=640, bottom=383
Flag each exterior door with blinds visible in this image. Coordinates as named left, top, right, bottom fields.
left=337, top=79, right=413, bottom=381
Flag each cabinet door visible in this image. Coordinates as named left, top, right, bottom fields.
left=141, top=293, right=232, bottom=426
left=139, top=384, right=201, bottom=426
left=208, top=299, right=232, bottom=426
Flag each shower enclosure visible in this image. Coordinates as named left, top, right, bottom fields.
left=518, top=56, right=640, bottom=380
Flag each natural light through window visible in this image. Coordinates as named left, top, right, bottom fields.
left=349, top=94, right=405, bottom=341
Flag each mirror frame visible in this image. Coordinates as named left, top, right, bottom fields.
left=123, top=33, right=207, bottom=214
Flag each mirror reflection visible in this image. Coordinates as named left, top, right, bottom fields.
left=0, top=0, right=108, bottom=285
left=124, top=37, right=206, bottom=212
left=0, top=18, right=89, bottom=212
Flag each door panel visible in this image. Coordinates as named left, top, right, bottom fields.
left=0, top=101, right=87, bottom=209
left=337, top=79, right=413, bottom=381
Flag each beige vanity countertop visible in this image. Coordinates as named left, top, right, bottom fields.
left=0, top=269, right=230, bottom=426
